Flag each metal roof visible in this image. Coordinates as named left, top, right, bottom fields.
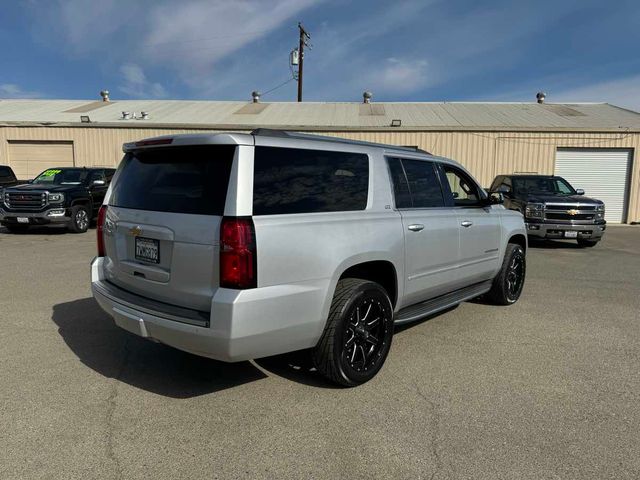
left=1, top=99, right=639, bottom=132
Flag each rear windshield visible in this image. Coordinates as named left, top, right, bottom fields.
left=253, top=146, right=369, bottom=215
left=110, top=146, right=235, bottom=215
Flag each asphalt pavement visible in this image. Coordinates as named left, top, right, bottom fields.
left=1, top=225, right=639, bottom=479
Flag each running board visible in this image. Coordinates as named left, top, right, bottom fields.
left=394, top=280, right=493, bottom=325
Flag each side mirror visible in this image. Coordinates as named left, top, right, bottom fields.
left=575, top=188, right=585, bottom=195
left=489, top=192, right=504, bottom=205
left=452, top=191, right=459, bottom=199
left=92, top=179, right=106, bottom=186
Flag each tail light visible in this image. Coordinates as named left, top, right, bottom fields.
left=97, top=205, right=108, bottom=257
left=220, top=217, right=256, bottom=289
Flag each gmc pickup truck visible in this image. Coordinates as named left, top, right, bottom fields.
left=91, top=130, right=527, bottom=386
left=1, top=167, right=115, bottom=233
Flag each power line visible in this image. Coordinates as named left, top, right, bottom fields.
left=261, top=77, right=296, bottom=96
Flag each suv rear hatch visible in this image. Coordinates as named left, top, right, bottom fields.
left=102, top=145, right=235, bottom=311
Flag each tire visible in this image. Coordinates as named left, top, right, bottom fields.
left=577, top=239, right=599, bottom=248
left=312, top=279, right=394, bottom=387
left=3, top=223, right=29, bottom=233
left=487, top=243, right=526, bottom=305
left=68, top=205, right=90, bottom=233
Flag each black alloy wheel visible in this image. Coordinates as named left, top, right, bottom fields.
left=313, top=279, right=394, bottom=387
left=487, top=243, right=526, bottom=305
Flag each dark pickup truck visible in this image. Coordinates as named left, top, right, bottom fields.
left=1, top=167, right=115, bottom=233
left=489, top=174, right=606, bottom=247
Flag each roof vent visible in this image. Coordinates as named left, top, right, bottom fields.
left=100, top=90, right=110, bottom=102
left=251, top=91, right=261, bottom=103
left=536, top=92, right=546, bottom=104
left=139, top=111, right=149, bottom=120
left=121, top=111, right=131, bottom=120
left=363, top=91, right=373, bottom=104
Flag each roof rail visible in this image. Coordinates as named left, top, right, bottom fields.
left=250, top=128, right=431, bottom=155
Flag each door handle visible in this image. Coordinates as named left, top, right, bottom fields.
left=408, top=224, right=424, bottom=232
left=461, top=220, right=473, bottom=228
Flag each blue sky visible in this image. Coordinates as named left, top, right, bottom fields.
left=1, top=0, right=640, bottom=110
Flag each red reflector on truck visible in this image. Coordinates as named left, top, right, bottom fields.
left=220, top=217, right=256, bottom=289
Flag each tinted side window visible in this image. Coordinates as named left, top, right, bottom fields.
left=489, top=176, right=503, bottom=191
left=443, top=166, right=482, bottom=206
left=0, top=167, right=12, bottom=178
left=401, top=160, right=445, bottom=208
left=387, top=158, right=444, bottom=208
left=387, top=158, right=412, bottom=208
left=253, top=147, right=369, bottom=215
left=110, top=146, right=235, bottom=215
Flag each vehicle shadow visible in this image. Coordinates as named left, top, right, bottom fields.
left=528, top=238, right=583, bottom=249
left=51, top=298, right=267, bottom=398
left=0, top=225, right=71, bottom=235
left=254, top=351, right=343, bottom=389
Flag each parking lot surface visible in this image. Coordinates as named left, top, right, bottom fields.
left=1, top=225, right=639, bottom=479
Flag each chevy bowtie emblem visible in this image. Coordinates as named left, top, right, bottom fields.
left=567, top=209, right=579, bottom=216
left=129, top=226, right=143, bottom=236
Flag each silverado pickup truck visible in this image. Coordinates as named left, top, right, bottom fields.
left=1, top=167, right=115, bottom=233
left=489, top=174, right=606, bottom=247
left=91, top=130, right=527, bottom=386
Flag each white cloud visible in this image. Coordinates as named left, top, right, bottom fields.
left=372, top=58, right=431, bottom=95
left=28, top=0, right=322, bottom=96
left=552, top=76, right=640, bottom=112
left=0, top=83, right=43, bottom=99
left=118, top=64, right=167, bottom=98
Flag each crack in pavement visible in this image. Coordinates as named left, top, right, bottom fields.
left=105, top=340, right=130, bottom=480
left=411, top=381, right=445, bottom=480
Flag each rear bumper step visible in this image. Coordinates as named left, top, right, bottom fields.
left=92, top=279, right=210, bottom=327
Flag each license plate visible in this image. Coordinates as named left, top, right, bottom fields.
left=17, top=217, right=29, bottom=224
left=564, top=231, right=578, bottom=238
left=135, top=237, right=160, bottom=263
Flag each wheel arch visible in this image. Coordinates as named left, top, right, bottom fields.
left=338, top=260, right=399, bottom=308
left=508, top=233, right=527, bottom=252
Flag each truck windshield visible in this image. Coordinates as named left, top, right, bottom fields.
left=512, top=177, right=576, bottom=195
left=33, top=169, right=90, bottom=185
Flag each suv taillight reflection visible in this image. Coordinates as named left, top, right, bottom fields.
left=97, top=205, right=108, bottom=257
left=220, top=217, right=256, bottom=289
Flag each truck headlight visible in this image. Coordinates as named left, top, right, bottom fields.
left=525, top=203, right=545, bottom=219
left=48, top=192, right=65, bottom=203
left=596, top=204, right=605, bottom=212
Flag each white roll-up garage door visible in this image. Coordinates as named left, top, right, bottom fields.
left=555, top=149, right=632, bottom=223
left=8, top=141, right=75, bottom=180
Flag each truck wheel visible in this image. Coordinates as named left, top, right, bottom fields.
left=487, top=243, right=526, bottom=305
left=68, top=206, right=90, bottom=233
left=577, top=239, right=599, bottom=248
left=312, top=278, right=394, bottom=387
left=3, top=224, right=29, bottom=233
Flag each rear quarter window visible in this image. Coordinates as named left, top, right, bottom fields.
left=253, top=146, right=369, bottom=215
left=110, top=145, right=235, bottom=215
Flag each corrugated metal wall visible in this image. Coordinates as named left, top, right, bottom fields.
left=0, top=126, right=638, bottom=222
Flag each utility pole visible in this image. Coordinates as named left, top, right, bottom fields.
left=297, top=22, right=310, bottom=102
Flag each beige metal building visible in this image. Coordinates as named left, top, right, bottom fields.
left=0, top=97, right=639, bottom=223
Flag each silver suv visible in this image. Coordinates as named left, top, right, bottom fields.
left=91, top=130, right=527, bottom=386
